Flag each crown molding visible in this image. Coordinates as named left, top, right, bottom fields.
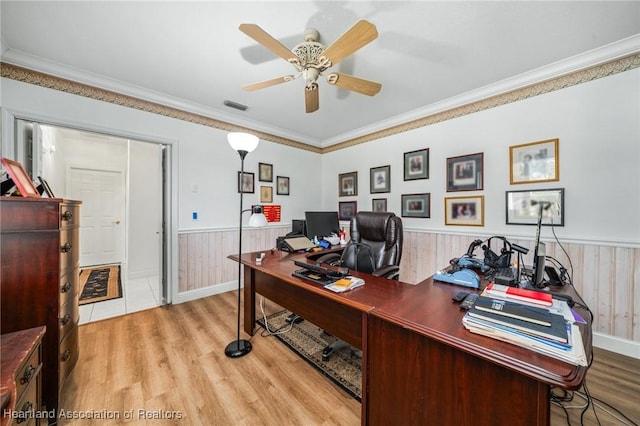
left=0, top=60, right=322, bottom=153
left=2, top=34, right=638, bottom=155
left=321, top=36, right=640, bottom=148
left=0, top=48, right=322, bottom=147
left=321, top=35, right=640, bottom=152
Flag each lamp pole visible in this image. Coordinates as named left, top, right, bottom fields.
left=226, top=149, right=252, bottom=358
left=225, top=132, right=260, bottom=358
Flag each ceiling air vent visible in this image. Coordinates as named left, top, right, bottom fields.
left=224, top=100, right=248, bottom=111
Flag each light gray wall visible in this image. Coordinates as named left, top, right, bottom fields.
left=322, top=68, right=640, bottom=248
left=2, top=70, right=638, bottom=245
left=0, top=78, right=322, bottom=231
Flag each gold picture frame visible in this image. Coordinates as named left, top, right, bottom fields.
left=510, top=138, right=559, bottom=184
left=445, top=195, right=484, bottom=226
left=260, top=186, right=273, bottom=203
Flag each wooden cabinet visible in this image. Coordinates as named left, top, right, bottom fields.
left=1, top=327, right=45, bottom=426
left=1, top=198, right=81, bottom=423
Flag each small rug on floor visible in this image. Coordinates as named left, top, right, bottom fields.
left=79, top=264, right=122, bottom=305
left=257, top=310, right=362, bottom=401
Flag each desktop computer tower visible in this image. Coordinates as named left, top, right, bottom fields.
left=291, top=219, right=307, bottom=237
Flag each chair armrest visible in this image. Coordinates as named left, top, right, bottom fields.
left=372, top=265, right=400, bottom=280
left=316, top=253, right=342, bottom=266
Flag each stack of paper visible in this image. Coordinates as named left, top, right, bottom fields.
left=484, top=283, right=553, bottom=306
left=462, top=289, right=587, bottom=366
left=325, top=276, right=365, bottom=293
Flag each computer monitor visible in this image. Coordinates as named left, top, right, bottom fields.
left=304, top=211, right=340, bottom=240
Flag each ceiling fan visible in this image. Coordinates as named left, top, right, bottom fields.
left=239, top=20, right=382, bottom=113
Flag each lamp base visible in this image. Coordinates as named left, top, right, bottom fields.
left=225, top=339, right=252, bottom=358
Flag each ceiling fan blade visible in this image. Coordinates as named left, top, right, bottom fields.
left=320, top=20, right=378, bottom=68
left=305, top=84, right=319, bottom=113
left=326, top=72, right=381, bottom=96
left=239, top=23, right=296, bottom=62
left=242, top=75, right=296, bottom=91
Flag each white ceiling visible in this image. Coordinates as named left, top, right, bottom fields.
left=1, top=1, right=639, bottom=148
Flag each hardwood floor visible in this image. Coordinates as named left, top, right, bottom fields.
left=60, top=292, right=639, bottom=425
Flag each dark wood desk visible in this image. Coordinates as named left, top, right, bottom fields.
left=233, top=250, right=592, bottom=426
left=366, top=277, right=592, bottom=426
left=238, top=249, right=412, bottom=348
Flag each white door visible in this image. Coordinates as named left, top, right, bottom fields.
left=68, top=167, right=126, bottom=267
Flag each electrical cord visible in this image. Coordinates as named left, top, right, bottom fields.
left=548, top=223, right=595, bottom=368
left=580, top=379, right=597, bottom=425
left=258, top=296, right=294, bottom=336
left=551, top=379, right=638, bottom=426
left=545, top=225, right=635, bottom=426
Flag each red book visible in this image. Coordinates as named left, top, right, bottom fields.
left=484, top=283, right=553, bottom=307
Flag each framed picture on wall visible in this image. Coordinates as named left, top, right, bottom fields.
left=338, top=201, right=357, bottom=220
left=446, top=152, right=483, bottom=191
left=372, top=198, right=387, bottom=212
left=338, top=171, right=358, bottom=197
left=260, top=186, right=273, bottom=203
left=445, top=195, right=484, bottom=226
left=370, top=165, right=390, bottom=193
left=510, top=138, right=559, bottom=184
left=401, top=193, right=430, bottom=218
left=238, top=171, right=255, bottom=193
left=259, top=162, right=273, bottom=182
left=506, top=188, right=564, bottom=226
left=403, top=148, right=429, bottom=181
left=276, top=176, right=289, bottom=195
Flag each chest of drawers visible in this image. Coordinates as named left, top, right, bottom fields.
left=1, top=327, right=45, bottom=426
left=1, top=198, right=81, bottom=424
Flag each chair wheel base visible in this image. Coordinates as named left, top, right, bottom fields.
left=322, top=346, right=334, bottom=362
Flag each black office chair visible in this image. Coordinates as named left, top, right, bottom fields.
left=317, top=211, right=403, bottom=360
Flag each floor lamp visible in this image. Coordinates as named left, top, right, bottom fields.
left=226, top=132, right=267, bottom=358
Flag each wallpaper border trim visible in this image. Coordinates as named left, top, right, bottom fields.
left=2, top=54, right=638, bottom=154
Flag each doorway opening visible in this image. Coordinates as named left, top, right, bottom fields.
left=13, top=120, right=173, bottom=323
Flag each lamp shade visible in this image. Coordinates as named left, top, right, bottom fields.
left=248, top=206, right=268, bottom=227
left=228, top=132, right=259, bottom=153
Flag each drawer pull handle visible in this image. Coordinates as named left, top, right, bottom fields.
left=61, top=281, right=72, bottom=293
left=61, top=349, right=71, bottom=362
left=16, top=401, right=33, bottom=423
left=61, top=314, right=72, bottom=326
left=61, top=243, right=72, bottom=253
left=20, top=365, right=36, bottom=385
left=62, top=210, right=73, bottom=221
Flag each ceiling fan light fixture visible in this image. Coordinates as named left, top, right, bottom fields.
left=302, top=68, right=320, bottom=84
left=292, top=41, right=325, bottom=69
left=239, top=20, right=381, bottom=113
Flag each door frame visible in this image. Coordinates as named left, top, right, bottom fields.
left=1, top=108, right=178, bottom=305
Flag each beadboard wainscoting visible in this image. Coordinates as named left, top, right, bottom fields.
left=177, top=226, right=288, bottom=298
left=178, top=228, right=639, bottom=357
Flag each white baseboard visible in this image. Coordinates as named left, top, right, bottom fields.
left=593, top=332, right=640, bottom=359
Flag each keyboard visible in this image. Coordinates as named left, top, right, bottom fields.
left=293, top=260, right=346, bottom=278
left=292, top=260, right=346, bottom=286
left=292, top=269, right=338, bottom=286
